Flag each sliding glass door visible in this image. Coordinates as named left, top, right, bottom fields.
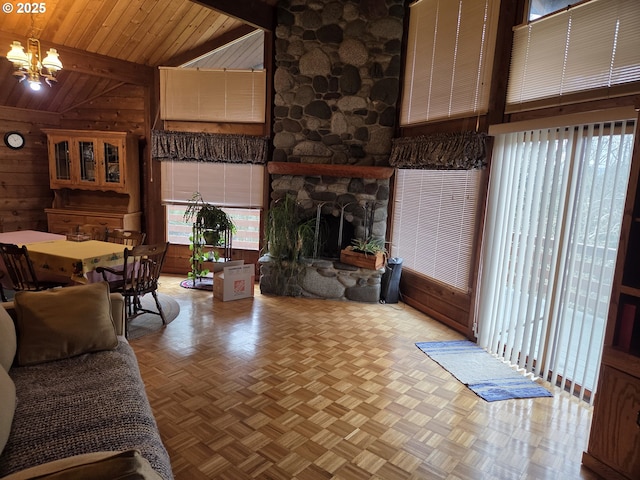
left=476, top=120, right=636, bottom=403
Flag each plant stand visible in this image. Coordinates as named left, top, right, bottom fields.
left=190, top=222, right=232, bottom=286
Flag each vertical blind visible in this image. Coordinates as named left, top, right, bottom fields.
left=400, top=0, right=500, bottom=125
left=159, top=67, right=266, bottom=123
left=506, top=0, right=640, bottom=112
left=477, top=119, right=635, bottom=403
left=391, top=169, right=483, bottom=291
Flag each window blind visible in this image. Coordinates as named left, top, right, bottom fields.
left=391, top=169, right=483, bottom=291
left=159, top=67, right=266, bottom=123
left=400, top=0, right=500, bottom=125
left=161, top=161, right=264, bottom=209
left=506, top=0, right=640, bottom=112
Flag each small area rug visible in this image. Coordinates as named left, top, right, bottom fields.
left=180, top=277, right=213, bottom=291
left=415, top=340, right=553, bottom=402
left=128, top=292, right=180, bottom=340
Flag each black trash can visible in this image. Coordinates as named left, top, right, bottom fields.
left=380, top=257, right=403, bottom=304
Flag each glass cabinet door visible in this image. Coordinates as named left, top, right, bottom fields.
left=52, top=140, right=71, bottom=181
left=103, top=142, right=121, bottom=185
left=78, top=140, right=96, bottom=184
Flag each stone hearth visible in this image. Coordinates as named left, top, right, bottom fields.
left=259, top=256, right=384, bottom=303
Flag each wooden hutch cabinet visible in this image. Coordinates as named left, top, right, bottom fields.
left=42, top=129, right=141, bottom=238
left=583, top=126, right=640, bottom=480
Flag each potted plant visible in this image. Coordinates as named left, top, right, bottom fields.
left=340, top=237, right=387, bottom=270
left=183, top=192, right=235, bottom=282
left=260, top=195, right=315, bottom=296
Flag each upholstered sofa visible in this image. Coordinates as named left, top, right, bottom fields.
left=0, top=282, right=174, bottom=479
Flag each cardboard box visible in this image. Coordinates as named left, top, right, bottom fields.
left=213, top=264, right=255, bottom=301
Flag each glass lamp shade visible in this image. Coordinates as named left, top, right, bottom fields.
left=7, top=41, right=28, bottom=67
left=42, top=48, right=63, bottom=71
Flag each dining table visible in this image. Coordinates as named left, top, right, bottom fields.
left=24, top=239, right=129, bottom=284
left=0, top=231, right=68, bottom=289
left=0, top=231, right=129, bottom=285
left=0, top=230, right=66, bottom=245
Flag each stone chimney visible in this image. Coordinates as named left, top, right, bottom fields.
left=262, top=0, right=405, bottom=301
left=272, top=0, right=405, bottom=167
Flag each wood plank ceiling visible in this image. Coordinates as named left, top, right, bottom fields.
left=0, top=0, right=276, bottom=113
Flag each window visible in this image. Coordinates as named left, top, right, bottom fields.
left=528, top=0, right=576, bottom=21
left=159, top=68, right=266, bottom=123
left=391, top=169, right=483, bottom=291
left=161, top=162, right=264, bottom=250
left=507, top=0, right=640, bottom=112
left=166, top=204, right=261, bottom=250
left=400, top=0, right=500, bottom=125
left=477, top=119, right=636, bottom=402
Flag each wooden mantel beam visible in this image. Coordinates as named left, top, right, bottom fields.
left=267, top=162, right=395, bottom=179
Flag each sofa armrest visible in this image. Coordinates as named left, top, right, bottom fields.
left=1, top=293, right=125, bottom=337
left=110, top=293, right=125, bottom=336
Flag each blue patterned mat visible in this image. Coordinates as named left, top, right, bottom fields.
left=416, top=340, right=553, bottom=402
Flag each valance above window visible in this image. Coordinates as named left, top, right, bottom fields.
left=152, top=130, right=269, bottom=164
left=389, top=132, right=487, bottom=170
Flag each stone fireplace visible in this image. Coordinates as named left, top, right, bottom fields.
left=261, top=0, right=404, bottom=301
left=260, top=163, right=393, bottom=302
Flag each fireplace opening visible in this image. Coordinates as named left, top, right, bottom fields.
left=310, top=214, right=355, bottom=259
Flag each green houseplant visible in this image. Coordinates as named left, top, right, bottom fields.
left=261, top=195, right=315, bottom=295
left=183, top=192, right=235, bottom=281
left=340, top=237, right=387, bottom=270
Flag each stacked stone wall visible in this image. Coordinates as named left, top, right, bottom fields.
left=273, top=0, right=405, bottom=166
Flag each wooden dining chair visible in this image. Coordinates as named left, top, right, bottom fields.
left=106, top=229, right=146, bottom=247
left=96, top=242, right=168, bottom=337
left=0, top=271, right=7, bottom=302
left=0, top=243, right=69, bottom=295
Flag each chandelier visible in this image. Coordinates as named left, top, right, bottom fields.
left=6, top=38, right=63, bottom=91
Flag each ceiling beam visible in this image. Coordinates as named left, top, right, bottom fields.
left=0, top=30, right=154, bottom=85
left=191, top=0, right=275, bottom=31
left=164, top=24, right=258, bottom=67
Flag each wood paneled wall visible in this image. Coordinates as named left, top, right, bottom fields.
left=0, top=107, right=60, bottom=232
left=58, top=84, right=147, bottom=136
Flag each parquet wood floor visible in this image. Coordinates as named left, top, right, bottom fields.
left=131, top=275, right=600, bottom=480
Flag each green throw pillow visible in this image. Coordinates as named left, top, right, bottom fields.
left=14, top=282, right=118, bottom=366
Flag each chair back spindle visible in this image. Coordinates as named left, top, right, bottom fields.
left=0, top=242, right=67, bottom=293
left=106, top=230, right=146, bottom=247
